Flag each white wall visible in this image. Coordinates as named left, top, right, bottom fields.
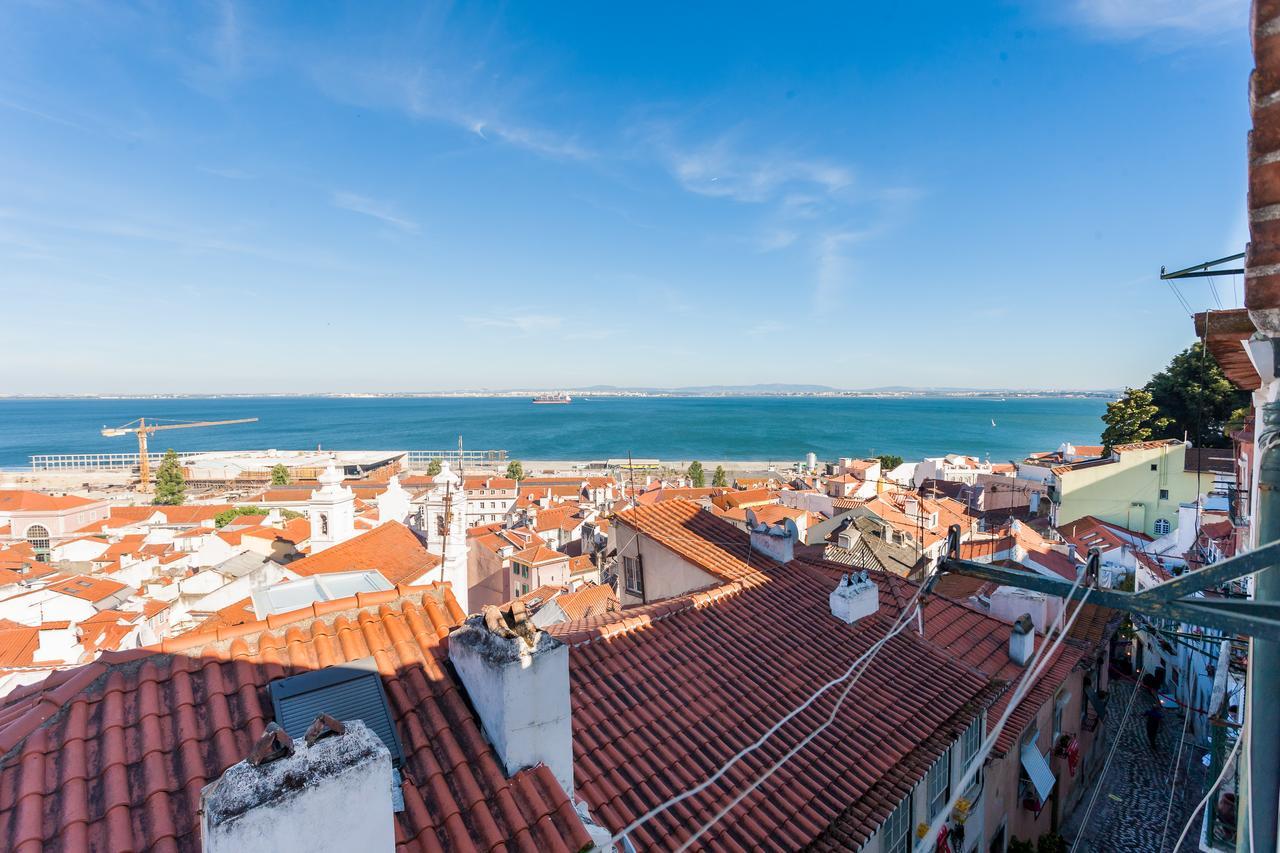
left=612, top=519, right=721, bottom=606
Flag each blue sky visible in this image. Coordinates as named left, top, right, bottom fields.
left=0, top=1, right=1251, bottom=393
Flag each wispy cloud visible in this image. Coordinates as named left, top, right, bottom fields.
left=331, top=191, right=419, bottom=232
left=1066, top=0, right=1246, bottom=38
left=464, top=314, right=564, bottom=334
left=645, top=126, right=852, bottom=205
left=199, top=165, right=252, bottom=180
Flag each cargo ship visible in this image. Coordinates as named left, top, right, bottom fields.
left=533, top=391, right=572, bottom=404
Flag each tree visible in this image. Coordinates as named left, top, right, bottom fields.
left=712, top=465, right=728, bottom=487
left=426, top=458, right=442, bottom=476
left=1100, top=388, right=1169, bottom=453
left=270, top=464, right=291, bottom=486
left=506, top=460, right=524, bottom=481
left=877, top=454, right=903, bottom=470
left=1144, top=342, right=1249, bottom=447
left=215, top=506, right=265, bottom=528
left=153, top=449, right=186, bottom=506
left=687, top=461, right=706, bottom=487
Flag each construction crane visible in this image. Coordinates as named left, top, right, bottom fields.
left=101, top=417, right=258, bottom=489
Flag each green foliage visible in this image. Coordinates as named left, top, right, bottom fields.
left=506, top=460, right=525, bottom=481
left=270, top=463, right=291, bottom=486
left=215, top=506, right=265, bottom=528
left=279, top=508, right=304, bottom=521
left=152, top=449, right=186, bottom=506
left=712, top=465, right=728, bottom=487
left=877, top=454, right=903, bottom=470
left=1144, top=342, right=1249, bottom=447
left=1035, top=833, right=1067, bottom=853
left=687, top=460, right=706, bottom=488
left=426, top=458, right=443, bottom=476
left=1101, top=387, right=1169, bottom=453
left=1007, top=839, right=1035, bottom=853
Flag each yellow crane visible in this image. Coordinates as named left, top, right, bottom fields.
left=101, top=417, right=258, bottom=489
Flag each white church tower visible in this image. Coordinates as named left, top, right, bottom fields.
left=376, top=474, right=412, bottom=526
left=422, top=461, right=470, bottom=613
left=308, top=462, right=355, bottom=553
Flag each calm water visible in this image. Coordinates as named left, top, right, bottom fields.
left=0, top=396, right=1106, bottom=469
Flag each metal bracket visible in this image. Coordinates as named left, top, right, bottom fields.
left=936, top=538, right=1280, bottom=642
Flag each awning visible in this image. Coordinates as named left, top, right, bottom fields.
left=1020, top=743, right=1056, bottom=802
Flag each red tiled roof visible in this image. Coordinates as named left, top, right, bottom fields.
left=0, top=491, right=102, bottom=512
left=615, top=500, right=780, bottom=584
left=45, top=575, right=129, bottom=603
left=511, top=545, right=568, bottom=566
left=0, top=625, right=40, bottom=670
left=551, top=583, right=618, bottom=621
left=568, top=554, right=594, bottom=574
left=549, top=562, right=997, bottom=849
left=0, top=583, right=591, bottom=852
left=711, top=488, right=778, bottom=510
left=283, top=521, right=442, bottom=586
left=634, top=487, right=728, bottom=506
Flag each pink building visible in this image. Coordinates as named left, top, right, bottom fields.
left=0, top=491, right=112, bottom=559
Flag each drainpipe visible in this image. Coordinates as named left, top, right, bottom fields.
left=1244, top=400, right=1280, bottom=851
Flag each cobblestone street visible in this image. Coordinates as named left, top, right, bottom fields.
left=1061, top=681, right=1209, bottom=853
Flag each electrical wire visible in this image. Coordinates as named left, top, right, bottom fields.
left=1158, top=705, right=1193, bottom=852
left=1067, top=676, right=1143, bottom=853
left=1169, top=732, right=1242, bottom=853
left=672, top=595, right=926, bottom=852
left=608, top=572, right=933, bottom=848
left=912, top=575, right=1094, bottom=852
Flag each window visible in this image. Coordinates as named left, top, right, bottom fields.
left=927, top=751, right=951, bottom=818
left=1151, top=463, right=1158, bottom=471
left=622, top=554, right=644, bottom=596
left=1052, top=691, right=1069, bottom=740
left=1159, top=489, right=1169, bottom=501
left=1154, top=517, right=1171, bottom=536
left=25, top=524, right=50, bottom=561
left=884, top=792, right=913, bottom=853
left=961, top=718, right=983, bottom=789
left=320, top=514, right=330, bottom=536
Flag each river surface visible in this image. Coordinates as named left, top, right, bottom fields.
left=0, top=396, right=1107, bottom=468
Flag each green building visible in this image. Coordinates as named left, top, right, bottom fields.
left=1048, top=439, right=1203, bottom=537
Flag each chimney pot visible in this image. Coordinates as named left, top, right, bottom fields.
left=1010, top=613, right=1035, bottom=665
left=449, top=605, right=575, bottom=797
left=746, top=510, right=798, bottom=563
left=202, top=719, right=394, bottom=853
left=829, top=570, right=879, bottom=625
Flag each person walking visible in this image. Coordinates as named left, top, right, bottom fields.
left=1143, top=703, right=1164, bottom=751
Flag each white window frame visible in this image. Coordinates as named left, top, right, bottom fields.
left=960, top=717, right=983, bottom=790
left=884, top=791, right=914, bottom=853
left=622, top=554, right=644, bottom=596
left=1154, top=517, right=1171, bottom=536
left=927, top=750, right=951, bottom=819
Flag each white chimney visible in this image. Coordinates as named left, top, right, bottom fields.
left=201, top=720, right=394, bottom=853
left=746, top=510, right=798, bottom=563
left=448, top=603, right=574, bottom=797
left=829, top=572, right=879, bottom=625
left=1010, top=613, right=1035, bottom=665
left=35, top=622, right=82, bottom=664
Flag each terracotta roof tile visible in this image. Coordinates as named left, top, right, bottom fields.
left=614, top=500, right=779, bottom=583
left=0, top=491, right=103, bottom=512
left=550, top=562, right=995, bottom=849
left=0, top=583, right=591, bottom=852
left=284, top=522, right=441, bottom=586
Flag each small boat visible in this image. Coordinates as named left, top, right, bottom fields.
left=991, top=419, right=997, bottom=427
left=533, top=392, right=572, bottom=405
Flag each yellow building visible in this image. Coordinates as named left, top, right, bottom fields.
left=1049, top=439, right=1203, bottom=537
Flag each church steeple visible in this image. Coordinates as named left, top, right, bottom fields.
left=308, top=462, right=355, bottom=553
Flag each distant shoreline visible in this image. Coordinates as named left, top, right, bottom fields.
left=0, top=390, right=1119, bottom=401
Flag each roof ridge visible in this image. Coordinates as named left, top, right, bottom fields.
left=158, top=580, right=465, bottom=653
